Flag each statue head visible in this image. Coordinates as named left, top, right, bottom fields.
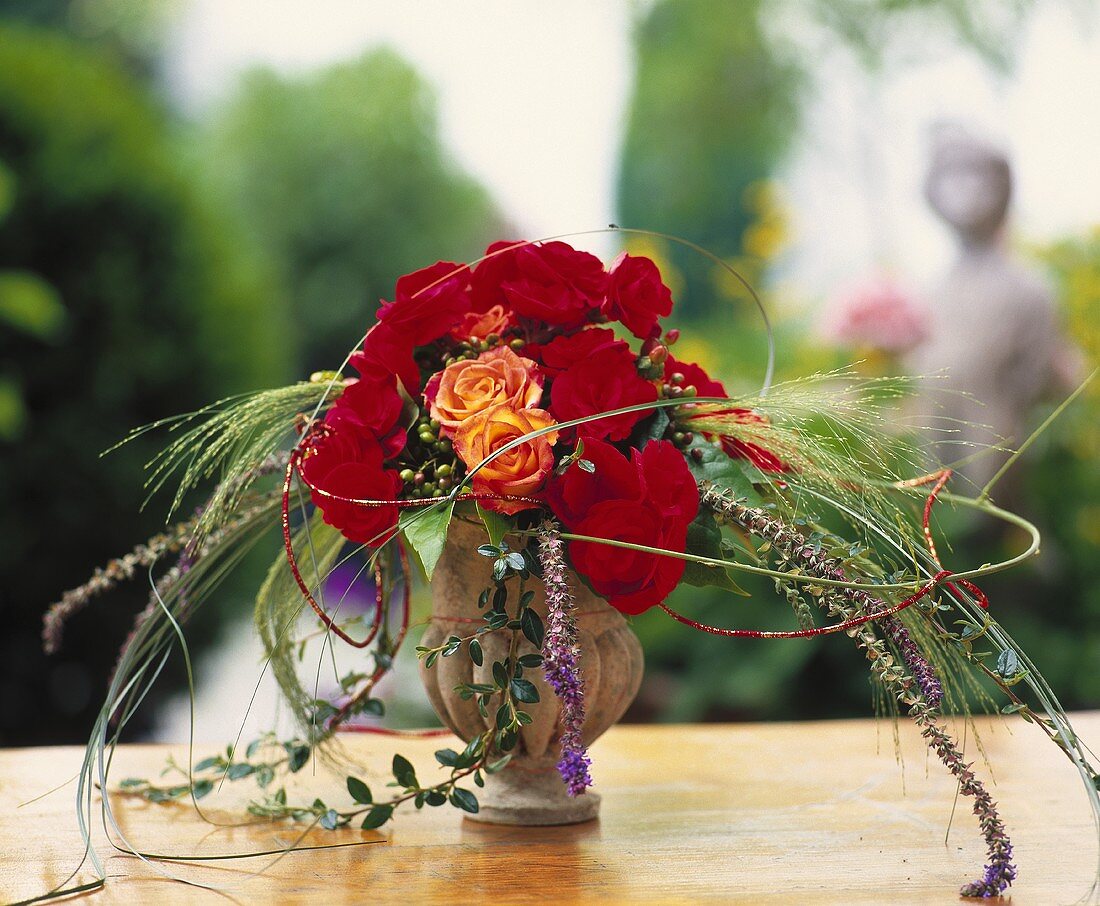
left=925, top=123, right=1012, bottom=243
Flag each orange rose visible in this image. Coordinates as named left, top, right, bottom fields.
left=454, top=404, right=559, bottom=514
left=426, top=346, right=542, bottom=436
left=452, top=304, right=516, bottom=342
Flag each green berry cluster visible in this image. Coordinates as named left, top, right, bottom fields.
left=399, top=415, right=463, bottom=498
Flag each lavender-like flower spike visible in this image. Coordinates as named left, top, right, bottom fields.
left=537, top=519, right=592, bottom=796
left=698, top=483, right=1015, bottom=897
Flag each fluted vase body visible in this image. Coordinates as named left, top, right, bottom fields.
left=418, top=519, right=644, bottom=825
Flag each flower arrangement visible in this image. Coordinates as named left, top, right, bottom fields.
left=44, top=233, right=1100, bottom=901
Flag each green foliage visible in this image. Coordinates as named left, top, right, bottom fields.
left=807, top=0, right=1035, bottom=74
left=149, top=560, right=558, bottom=831
left=0, top=270, right=66, bottom=340
left=0, top=24, right=286, bottom=745
left=958, top=230, right=1100, bottom=709
left=254, top=516, right=346, bottom=742
left=681, top=508, right=747, bottom=594
left=1, top=0, right=182, bottom=78
left=193, top=50, right=503, bottom=371
left=617, top=0, right=802, bottom=320
left=400, top=499, right=455, bottom=581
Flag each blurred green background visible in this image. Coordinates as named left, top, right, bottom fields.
left=1, top=0, right=1096, bottom=745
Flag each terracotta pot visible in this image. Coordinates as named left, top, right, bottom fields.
left=418, top=518, right=644, bottom=825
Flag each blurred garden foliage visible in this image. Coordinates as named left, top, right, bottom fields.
left=0, top=23, right=286, bottom=745
left=617, top=0, right=802, bottom=326
left=617, top=0, right=1098, bottom=724
left=0, top=20, right=499, bottom=744
left=192, top=50, right=502, bottom=373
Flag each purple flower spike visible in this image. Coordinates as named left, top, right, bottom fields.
left=537, top=520, right=592, bottom=796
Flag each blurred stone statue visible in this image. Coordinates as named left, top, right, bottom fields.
left=906, top=123, right=1073, bottom=498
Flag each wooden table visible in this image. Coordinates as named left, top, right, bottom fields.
left=3, top=715, right=1098, bottom=904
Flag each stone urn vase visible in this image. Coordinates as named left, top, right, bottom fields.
left=418, top=519, right=644, bottom=825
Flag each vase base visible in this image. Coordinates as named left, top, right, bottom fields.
left=464, top=766, right=601, bottom=826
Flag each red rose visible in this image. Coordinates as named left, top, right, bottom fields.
left=529, top=327, right=623, bottom=377
left=545, top=437, right=641, bottom=526
left=635, top=438, right=699, bottom=523
left=326, top=374, right=407, bottom=458
left=550, top=345, right=657, bottom=441
left=603, top=253, right=673, bottom=340
left=570, top=500, right=689, bottom=615
left=548, top=438, right=698, bottom=614
left=377, top=261, right=472, bottom=345
left=472, top=240, right=607, bottom=327
left=351, top=323, right=420, bottom=397
left=300, top=428, right=402, bottom=547
left=470, top=240, right=526, bottom=311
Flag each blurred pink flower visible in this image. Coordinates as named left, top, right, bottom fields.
left=821, top=279, right=929, bottom=354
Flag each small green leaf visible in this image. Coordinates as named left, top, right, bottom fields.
left=400, top=500, right=456, bottom=580
left=463, top=734, right=484, bottom=757
left=996, top=648, right=1020, bottom=679
left=521, top=609, right=544, bottom=648
left=361, top=804, right=394, bottom=829
left=510, top=678, right=540, bottom=704
left=485, top=754, right=513, bottom=774
left=425, top=790, right=447, bottom=806
left=685, top=436, right=759, bottom=500
left=492, top=661, right=509, bottom=689
left=449, top=787, right=479, bottom=814
left=226, top=763, right=254, bottom=780
left=193, top=756, right=220, bottom=772
left=392, top=754, right=418, bottom=788
left=320, top=809, right=340, bottom=830
left=477, top=503, right=515, bottom=549
left=347, top=776, right=372, bottom=804
left=477, top=544, right=501, bottom=558
left=681, top=508, right=749, bottom=594
left=285, top=743, right=311, bottom=773
left=505, top=551, right=526, bottom=571
left=119, top=778, right=145, bottom=789
left=192, top=780, right=214, bottom=800
left=434, top=748, right=459, bottom=767
left=517, top=653, right=543, bottom=668
left=469, top=638, right=484, bottom=666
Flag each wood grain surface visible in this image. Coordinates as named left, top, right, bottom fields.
left=3, top=714, right=1098, bottom=904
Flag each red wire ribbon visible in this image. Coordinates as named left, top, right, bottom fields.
left=660, top=569, right=952, bottom=639
left=660, top=468, right=989, bottom=639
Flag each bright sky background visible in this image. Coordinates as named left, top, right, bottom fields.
left=159, top=0, right=1100, bottom=740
